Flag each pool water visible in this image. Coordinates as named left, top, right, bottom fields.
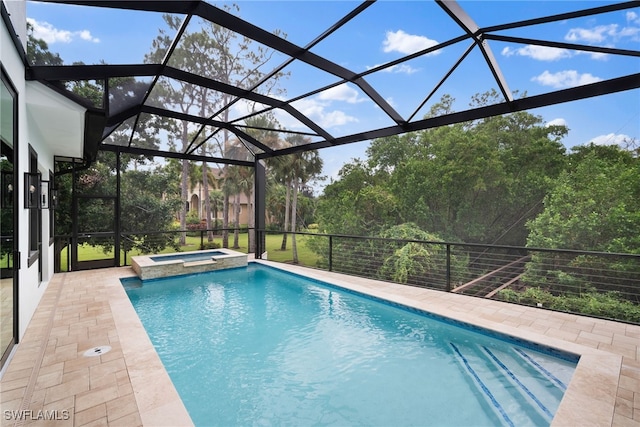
left=124, top=264, right=577, bottom=427
left=149, top=250, right=225, bottom=263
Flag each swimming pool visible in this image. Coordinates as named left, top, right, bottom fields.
left=124, top=263, right=577, bottom=426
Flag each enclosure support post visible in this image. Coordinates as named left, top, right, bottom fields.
left=329, top=236, right=333, bottom=272
left=254, top=160, right=266, bottom=258
left=446, top=244, right=451, bottom=292
left=115, top=150, right=121, bottom=267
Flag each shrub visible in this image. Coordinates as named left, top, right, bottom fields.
left=497, top=287, right=640, bottom=323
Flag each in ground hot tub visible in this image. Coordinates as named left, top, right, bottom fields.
left=131, top=248, right=247, bottom=280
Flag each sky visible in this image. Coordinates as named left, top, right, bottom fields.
left=25, top=0, right=640, bottom=193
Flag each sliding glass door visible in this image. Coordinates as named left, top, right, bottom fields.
left=1, top=68, right=18, bottom=370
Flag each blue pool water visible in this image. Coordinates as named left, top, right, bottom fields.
left=149, top=250, right=225, bottom=263
left=124, top=264, right=577, bottom=427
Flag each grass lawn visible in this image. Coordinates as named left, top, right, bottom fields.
left=59, top=232, right=320, bottom=271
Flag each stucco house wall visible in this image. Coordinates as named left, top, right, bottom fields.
left=2, top=1, right=85, bottom=345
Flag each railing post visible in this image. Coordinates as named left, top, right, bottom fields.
left=200, top=230, right=204, bottom=250
left=67, top=237, right=71, bottom=272
left=329, top=235, right=333, bottom=272
left=446, top=244, right=451, bottom=292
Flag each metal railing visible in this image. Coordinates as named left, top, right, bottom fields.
left=54, top=229, right=640, bottom=324
left=256, top=230, right=640, bottom=324
left=54, top=228, right=253, bottom=271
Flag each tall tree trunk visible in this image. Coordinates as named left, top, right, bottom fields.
left=179, top=121, right=189, bottom=245
left=202, top=160, right=213, bottom=241
left=280, top=180, right=291, bottom=250
left=233, top=193, right=240, bottom=248
left=248, top=187, right=255, bottom=253
left=222, top=127, right=230, bottom=247
left=213, top=199, right=218, bottom=230
left=290, top=179, right=299, bottom=263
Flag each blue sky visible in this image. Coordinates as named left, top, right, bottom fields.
left=26, top=1, right=639, bottom=191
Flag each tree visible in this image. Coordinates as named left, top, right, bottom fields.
left=222, top=166, right=243, bottom=248
left=524, top=144, right=640, bottom=297
left=209, top=189, right=224, bottom=228
left=147, top=8, right=286, bottom=247
left=26, top=21, right=63, bottom=66
left=527, top=144, right=640, bottom=252
left=364, top=92, right=567, bottom=245
left=316, top=159, right=391, bottom=236
left=377, top=223, right=468, bottom=287
left=268, top=153, right=294, bottom=249
left=280, top=140, right=323, bottom=263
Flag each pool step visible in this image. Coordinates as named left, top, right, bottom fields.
left=450, top=342, right=566, bottom=426
left=512, top=347, right=569, bottom=391
left=481, top=346, right=554, bottom=420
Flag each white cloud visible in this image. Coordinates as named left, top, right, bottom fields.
left=382, top=30, right=440, bottom=56
left=501, top=45, right=572, bottom=61
left=318, top=84, right=365, bottom=104
left=589, top=133, right=632, bottom=146
left=584, top=50, right=610, bottom=61
left=566, top=22, right=640, bottom=44
left=565, top=24, right=618, bottom=43
left=531, top=70, right=602, bottom=89
left=367, top=63, right=420, bottom=74
left=503, top=18, right=640, bottom=63
left=289, top=98, right=358, bottom=129
left=618, top=26, right=640, bottom=40
left=27, top=17, right=100, bottom=44
left=320, top=110, right=358, bottom=128
left=546, top=118, right=567, bottom=128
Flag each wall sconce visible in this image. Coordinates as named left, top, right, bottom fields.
left=40, top=180, right=50, bottom=209
left=50, top=188, right=58, bottom=209
left=24, top=172, right=41, bottom=209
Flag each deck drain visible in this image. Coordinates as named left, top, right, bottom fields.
left=83, top=345, right=112, bottom=357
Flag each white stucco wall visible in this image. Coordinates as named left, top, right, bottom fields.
left=2, top=3, right=84, bottom=339
left=3, top=0, right=26, bottom=51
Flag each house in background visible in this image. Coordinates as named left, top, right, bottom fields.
left=187, top=181, right=251, bottom=227
left=1, top=1, right=92, bottom=372
left=186, top=167, right=252, bottom=227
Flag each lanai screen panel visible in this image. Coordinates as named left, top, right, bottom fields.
left=22, top=0, right=640, bottom=164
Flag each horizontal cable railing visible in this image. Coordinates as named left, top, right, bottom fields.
left=257, top=230, right=640, bottom=324
left=54, top=228, right=253, bottom=270
left=53, top=229, right=640, bottom=324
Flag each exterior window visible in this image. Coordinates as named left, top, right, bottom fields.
left=49, top=170, right=54, bottom=243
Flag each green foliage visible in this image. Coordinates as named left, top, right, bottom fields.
left=186, top=210, right=201, bottom=225
left=377, top=223, right=468, bottom=287
left=27, top=22, right=63, bottom=66
left=527, top=144, right=640, bottom=252
left=316, top=160, right=396, bottom=235
left=524, top=144, right=640, bottom=297
left=498, top=287, right=640, bottom=323
left=202, top=241, right=221, bottom=250
left=318, top=93, right=567, bottom=245
left=54, top=152, right=183, bottom=257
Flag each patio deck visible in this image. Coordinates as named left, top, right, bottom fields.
left=1, top=261, right=639, bottom=426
